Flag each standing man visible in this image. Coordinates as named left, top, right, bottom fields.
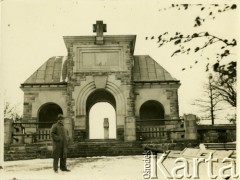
left=51, top=114, right=70, bottom=173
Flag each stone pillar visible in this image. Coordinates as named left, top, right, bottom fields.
left=184, top=114, right=197, bottom=140
left=4, top=118, right=13, bottom=144
left=124, top=84, right=136, bottom=141
left=0, top=93, right=4, bottom=168
left=74, top=115, right=87, bottom=141
left=116, top=114, right=125, bottom=141
left=103, top=118, right=109, bottom=139
left=12, top=124, right=24, bottom=144
left=125, top=116, right=136, bottom=141
left=64, top=117, right=73, bottom=141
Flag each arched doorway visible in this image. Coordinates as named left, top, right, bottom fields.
left=38, top=103, right=63, bottom=128
left=86, top=89, right=116, bottom=139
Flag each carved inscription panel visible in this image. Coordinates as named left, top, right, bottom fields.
left=82, top=52, right=119, bottom=67
left=74, top=45, right=125, bottom=72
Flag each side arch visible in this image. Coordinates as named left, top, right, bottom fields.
left=37, top=102, right=63, bottom=128
left=139, top=100, right=165, bottom=122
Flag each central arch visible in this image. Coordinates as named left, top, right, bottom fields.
left=86, top=89, right=117, bottom=139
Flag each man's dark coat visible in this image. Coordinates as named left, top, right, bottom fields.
left=51, top=122, right=69, bottom=158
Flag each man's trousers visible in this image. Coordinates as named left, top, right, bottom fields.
left=53, top=158, right=67, bottom=171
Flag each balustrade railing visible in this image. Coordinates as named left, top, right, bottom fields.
left=136, top=118, right=185, bottom=141
left=11, top=119, right=186, bottom=143
left=37, top=128, right=51, bottom=141
left=12, top=122, right=53, bottom=143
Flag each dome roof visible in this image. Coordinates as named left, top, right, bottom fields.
left=23, top=56, right=68, bottom=84
left=133, top=55, right=177, bottom=82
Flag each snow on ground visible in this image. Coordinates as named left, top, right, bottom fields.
left=0, top=155, right=237, bottom=180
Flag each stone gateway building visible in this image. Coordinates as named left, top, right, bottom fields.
left=4, top=21, right=236, bottom=161
left=20, top=21, right=183, bottom=144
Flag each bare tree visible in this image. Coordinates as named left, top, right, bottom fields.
left=146, top=4, right=237, bottom=73
left=192, top=75, right=222, bottom=125
left=212, top=61, right=236, bottom=107
left=147, top=4, right=237, bottom=123
left=159, top=4, right=237, bottom=27
left=146, top=31, right=237, bottom=73
left=4, top=101, right=22, bottom=121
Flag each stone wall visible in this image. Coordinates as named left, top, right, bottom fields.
left=21, top=87, right=69, bottom=137
left=23, top=92, right=39, bottom=119
left=166, top=89, right=180, bottom=119
left=134, top=84, right=180, bottom=119
left=198, top=129, right=236, bottom=143
left=4, top=141, right=143, bottom=161
left=22, top=88, right=68, bottom=119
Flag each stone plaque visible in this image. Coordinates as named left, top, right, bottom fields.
left=82, top=52, right=119, bottom=68
left=73, top=45, right=125, bottom=72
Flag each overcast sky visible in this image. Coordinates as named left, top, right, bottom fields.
left=1, top=0, right=238, bottom=123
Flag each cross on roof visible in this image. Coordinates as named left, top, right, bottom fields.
left=93, top=21, right=107, bottom=45
left=93, top=21, right=107, bottom=36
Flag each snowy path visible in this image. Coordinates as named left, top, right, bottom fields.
left=2, top=156, right=143, bottom=180
left=0, top=155, right=237, bottom=180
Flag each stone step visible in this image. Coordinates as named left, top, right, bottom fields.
left=4, top=141, right=144, bottom=161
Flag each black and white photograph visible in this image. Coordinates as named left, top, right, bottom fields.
left=0, top=0, right=239, bottom=179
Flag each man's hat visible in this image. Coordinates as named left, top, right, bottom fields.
left=57, top=114, right=64, bottom=120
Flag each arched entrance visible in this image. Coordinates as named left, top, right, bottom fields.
left=38, top=103, right=63, bottom=128
left=86, top=89, right=116, bottom=139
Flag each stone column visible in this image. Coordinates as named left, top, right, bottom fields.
left=74, top=115, right=87, bottom=141
left=64, top=117, right=73, bottom=141
left=124, top=86, right=136, bottom=142
left=4, top=118, right=13, bottom=144
left=125, top=116, right=136, bottom=141
left=184, top=114, right=197, bottom=140
left=103, top=118, right=109, bottom=139
left=0, top=93, right=4, bottom=168
left=116, top=114, right=125, bottom=141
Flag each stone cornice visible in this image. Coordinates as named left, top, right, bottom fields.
left=20, top=82, right=67, bottom=90
left=63, top=35, right=136, bottom=52
left=20, top=86, right=67, bottom=92
left=134, top=81, right=181, bottom=88
left=134, top=80, right=180, bottom=84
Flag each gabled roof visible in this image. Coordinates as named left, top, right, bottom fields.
left=22, top=55, right=178, bottom=84
left=133, top=55, right=178, bottom=82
